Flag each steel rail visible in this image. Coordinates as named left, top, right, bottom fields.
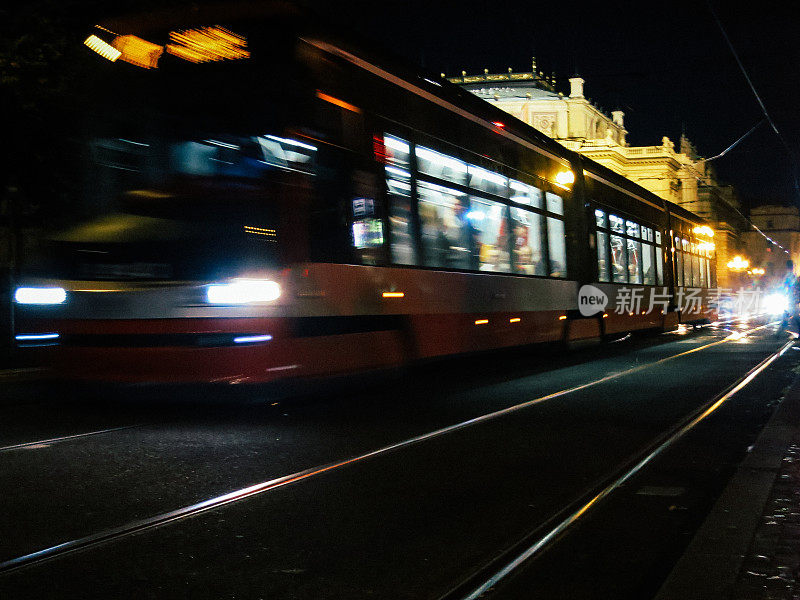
left=449, top=336, right=795, bottom=600
left=0, top=322, right=780, bottom=574
left=0, top=425, right=142, bottom=453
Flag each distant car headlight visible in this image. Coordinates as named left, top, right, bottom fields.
left=14, top=287, right=67, bottom=305
left=206, top=279, right=281, bottom=304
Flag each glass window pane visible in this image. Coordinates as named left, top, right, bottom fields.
left=610, top=214, right=624, bottom=234
left=628, top=239, right=642, bottom=284
left=656, top=246, right=664, bottom=285
left=511, top=207, right=546, bottom=275
left=676, top=251, right=684, bottom=286
left=683, top=250, right=691, bottom=285
left=655, top=231, right=662, bottom=245
left=547, top=217, right=567, bottom=277
left=642, top=243, right=655, bottom=285
left=417, top=181, right=477, bottom=269
left=468, top=165, right=508, bottom=197
left=626, top=220, right=640, bottom=239
left=386, top=171, right=415, bottom=265
left=470, top=196, right=511, bottom=273
left=611, top=234, right=627, bottom=282
left=545, top=192, right=564, bottom=215
left=597, top=231, right=610, bottom=282
left=509, top=180, right=543, bottom=208
left=692, top=255, right=701, bottom=287
left=416, top=146, right=467, bottom=185
left=595, top=209, right=607, bottom=228
left=699, top=257, right=707, bottom=287
left=383, top=135, right=410, bottom=168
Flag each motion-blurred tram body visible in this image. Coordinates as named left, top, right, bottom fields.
left=13, top=3, right=717, bottom=383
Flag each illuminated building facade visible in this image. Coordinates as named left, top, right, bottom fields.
left=450, top=67, right=745, bottom=287
left=740, top=205, right=800, bottom=286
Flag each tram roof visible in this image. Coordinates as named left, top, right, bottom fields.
left=97, top=1, right=707, bottom=227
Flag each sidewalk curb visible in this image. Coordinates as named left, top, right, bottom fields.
left=654, top=360, right=800, bottom=600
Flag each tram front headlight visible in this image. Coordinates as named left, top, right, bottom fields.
left=14, top=286, right=67, bottom=305
left=764, top=292, right=789, bottom=315
left=205, top=279, right=281, bottom=304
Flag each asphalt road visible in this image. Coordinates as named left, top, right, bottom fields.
left=0, top=318, right=796, bottom=599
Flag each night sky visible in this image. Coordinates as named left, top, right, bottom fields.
left=314, top=0, right=800, bottom=209
left=5, top=1, right=798, bottom=212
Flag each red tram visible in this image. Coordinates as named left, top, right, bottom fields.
left=12, top=3, right=717, bottom=383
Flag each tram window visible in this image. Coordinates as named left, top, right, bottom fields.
left=676, top=251, right=684, bottom=286
left=626, top=220, right=640, bottom=239
left=610, top=215, right=624, bottom=234
left=655, top=231, right=662, bottom=245
left=656, top=247, right=664, bottom=285
left=256, top=135, right=317, bottom=174
left=628, top=239, right=642, bottom=284
left=597, top=230, right=610, bottom=282
left=416, top=146, right=467, bottom=186
left=386, top=171, right=416, bottom=265
left=418, top=181, right=466, bottom=268
left=611, top=235, right=627, bottom=282
left=383, top=135, right=410, bottom=168
left=468, top=165, right=508, bottom=197
left=692, top=255, right=701, bottom=287
left=511, top=207, right=546, bottom=276
left=510, top=180, right=543, bottom=208
left=547, top=217, right=567, bottom=277
left=683, top=251, right=691, bottom=286
left=699, top=257, right=707, bottom=287
left=546, top=192, right=564, bottom=216
left=595, top=209, right=607, bottom=228
left=707, top=259, right=713, bottom=287
left=642, top=243, right=655, bottom=285
left=472, top=197, right=511, bottom=273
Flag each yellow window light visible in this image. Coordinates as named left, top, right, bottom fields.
left=84, top=35, right=122, bottom=62
left=166, top=26, right=250, bottom=64
left=474, top=319, right=489, bottom=325
left=382, top=292, right=405, bottom=298
left=554, top=170, right=575, bottom=186
left=112, top=35, right=163, bottom=69
left=509, top=317, right=521, bottom=323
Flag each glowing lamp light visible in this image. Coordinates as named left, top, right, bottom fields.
left=751, top=267, right=766, bottom=276
left=15, top=333, right=60, bottom=341
left=492, top=121, right=505, bottom=128
left=693, top=226, right=715, bottom=238
left=84, top=35, right=122, bottom=62
left=166, top=26, right=250, bottom=64
left=206, top=280, right=281, bottom=304
left=727, top=256, right=749, bottom=271
left=382, top=292, right=405, bottom=298
left=554, top=170, right=575, bottom=186
left=14, top=287, right=67, bottom=305
left=113, top=35, right=163, bottom=69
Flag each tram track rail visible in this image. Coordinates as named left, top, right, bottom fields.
left=442, top=336, right=796, bottom=600
left=0, top=425, right=143, bottom=454
left=0, top=322, right=786, bottom=576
